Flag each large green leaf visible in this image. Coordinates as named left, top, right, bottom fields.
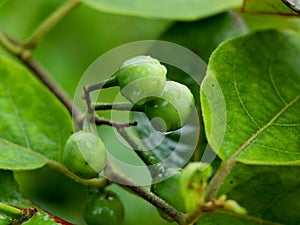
left=0, top=56, right=72, bottom=170
left=197, top=210, right=282, bottom=225
left=242, top=0, right=299, bottom=16
left=218, top=164, right=300, bottom=224
left=161, top=12, right=248, bottom=63
left=200, top=30, right=300, bottom=165
left=80, top=0, right=243, bottom=21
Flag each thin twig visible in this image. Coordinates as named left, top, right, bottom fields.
left=0, top=31, right=22, bottom=55
left=93, top=102, right=144, bottom=111
left=0, top=202, right=23, bottom=215
left=25, top=0, right=81, bottom=50
left=116, top=127, right=166, bottom=178
left=83, top=85, right=94, bottom=115
left=85, top=75, right=119, bottom=93
left=105, top=163, right=186, bottom=225
left=0, top=31, right=82, bottom=122
left=46, top=158, right=111, bottom=189
left=25, top=57, right=82, bottom=122
left=94, top=116, right=137, bottom=128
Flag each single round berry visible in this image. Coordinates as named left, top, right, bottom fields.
left=83, top=190, right=124, bottom=225
left=117, top=55, right=167, bottom=104
left=63, top=131, right=107, bottom=179
left=144, top=81, right=195, bottom=132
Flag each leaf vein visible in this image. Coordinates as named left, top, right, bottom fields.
left=272, top=123, right=300, bottom=127
left=253, top=143, right=300, bottom=155
left=7, top=89, right=31, bottom=149
left=233, top=80, right=260, bottom=129
left=259, top=182, right=300, bottom=217
left=268, top=58, right=287, bottom=105
left=0, top=137, right=46, bottom=159
left=232, top=94, right=300, bottom=160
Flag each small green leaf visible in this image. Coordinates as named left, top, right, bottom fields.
left=80, top=0, right=243, bottom=21
left=0, top=170, right=32, bottom=208
left=219, top=164, right=300, bottom=225
left=22, top=212, right=61, bottom=225
left=197, top=210, right=283, bottom=225
left=201, top=30, right=300, bottom=165
left=242, top=0, right=299, bottom=16
left=0, top=56, right=72, bottom=171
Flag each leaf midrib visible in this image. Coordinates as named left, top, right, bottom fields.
left=0, top=137, right=46, bottom=160
left=231, top=94, right=300, bottom=161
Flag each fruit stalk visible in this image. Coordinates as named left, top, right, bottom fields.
left=117, top=127, right=166, bottom=178
left=0, top=202, right=23, bottom=216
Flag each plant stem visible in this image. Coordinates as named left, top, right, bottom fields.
left=24, top=0, right=81, bottom=50
left=94, top=116, right=137, bottom=128
left=86, top=75, right=119, bottom=93
left=0, top=202, right=22, bottom=216
left=46, top=159, right=110, bottom=189
left=26, top=57, right=82, bottom=121
left=105, top=163, right=185, bottom=225
left=93, top=102, right=143, bottom=111
left=83, top=85, right=94, bottom=116
left=205, top=158, right=236, bottom=201
left=0, top=31, right=82, bottom=122
left=117, top=127, right=166, bottom=178
left=0, top=32, right=23, bottom=55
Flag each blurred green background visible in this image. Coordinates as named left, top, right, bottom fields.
left=0, top=0, right=299, bottom=224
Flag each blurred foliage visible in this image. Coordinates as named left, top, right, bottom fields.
left=0, top=0, right=299, bottom=224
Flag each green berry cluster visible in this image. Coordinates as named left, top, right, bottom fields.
left=117, top=55, right=195, bottom=132
left=61, top=55, right=196, bottom=224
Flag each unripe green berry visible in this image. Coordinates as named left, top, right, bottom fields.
left=83, top=190, right=124, bottom=225
left=144, top=81, right=195, bottom=132
left=117, top=55, right=167, bottom=105
left=63, top=131, right=107, bottom=179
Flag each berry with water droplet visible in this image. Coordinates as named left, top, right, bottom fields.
left=117, top=55, right=167, bottom=105
left=144, top=81, right=195, bottom=132
left=63, top=131, right=107, bottom=179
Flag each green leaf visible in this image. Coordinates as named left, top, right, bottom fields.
left=0, top=170, right=32, bottom=208
left=161, top=12, right=248, bottom=63
left=22, top=212, right=61, bottom=225
left=218, top=164, right=300, bottom=225
left=197, top=210, right=283, bottom=225
left=242, top=0, right=299, bottom=16
left=0, top=56, right=72, bottom=170
left=200, top=30, right=300, bottom=165
left=80, top=0, right=243, bottom=21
